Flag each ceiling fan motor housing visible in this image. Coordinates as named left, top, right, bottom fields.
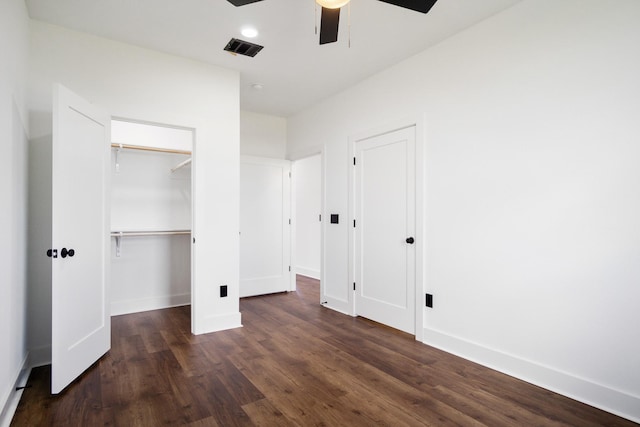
left=227, top=0, right=263, bottom=6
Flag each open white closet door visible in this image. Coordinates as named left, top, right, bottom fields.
left=240, top=156, right=291, bottom=297
left=51, top=84, right=111, bottom=393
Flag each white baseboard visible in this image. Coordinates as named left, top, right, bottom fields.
left=422, top=327, right=640, bottom=424
left=193, top=312, right=242, bottom=335
left=0, top=355, right=31, bottom=427
left=295, top=267, right=320, bottom=280
left=110, top=293, right=191, bottom=316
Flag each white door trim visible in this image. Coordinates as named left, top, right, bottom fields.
left=348, top=115, right=425, bottom=341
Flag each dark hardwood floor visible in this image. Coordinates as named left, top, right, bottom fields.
left=12, top=275, right=637, bottom=426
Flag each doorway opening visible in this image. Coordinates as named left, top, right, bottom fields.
left=292, top=153, right=322, bottom=297
left=109, top=119, right=194, bottom=318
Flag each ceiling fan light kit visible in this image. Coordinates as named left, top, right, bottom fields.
left=226, top=0, right=438, bottom=45
left=316, top=0, right=350, bottom=9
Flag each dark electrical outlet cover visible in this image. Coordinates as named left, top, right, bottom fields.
left=220, top=285, right=228, bottom=298
left=425, top=293, right=433, bottom=308
left=330, top=214, right=339, bottom=224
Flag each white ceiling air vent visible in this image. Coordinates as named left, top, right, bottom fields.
left=224, top=38, right=264, bottom=57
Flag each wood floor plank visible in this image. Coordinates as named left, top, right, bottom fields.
left=279, top=326, right=479, bottom=426
left=184, top=415, right=222, bottom=427
left=241, top=398, right=296, bottom=427
left=11, top=275, right=639, bottom=426
left=187, top=374, right=254, bottom=427
left=207, top=357, right=266, bottom=406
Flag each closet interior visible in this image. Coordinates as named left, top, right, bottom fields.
left=110, top=119, right=193, bottom=316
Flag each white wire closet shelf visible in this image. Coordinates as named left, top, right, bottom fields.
left=111, top=230, right=191, bottom=257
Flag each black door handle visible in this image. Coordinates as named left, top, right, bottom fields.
left=61, top=248, right=75, bottom=258
left=47, top=249, right=58, bottom=258
left=406, top=237, right=415, bottom=244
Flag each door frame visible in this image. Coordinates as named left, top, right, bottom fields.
left=348, top=115, right=425, bottom=341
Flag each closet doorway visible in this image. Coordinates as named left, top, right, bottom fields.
left=110, top=119, right=193, bottom=317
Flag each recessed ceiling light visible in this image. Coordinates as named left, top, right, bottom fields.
left=250, top=83, right=264, bottom=91
left=241, top=27, right=258, bottom=38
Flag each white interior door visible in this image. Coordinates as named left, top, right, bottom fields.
left=354, top=126, right=415, bottom=334
left=240, top=156, right=291, bottom=297
left=51, top=84, right=110, bottom=393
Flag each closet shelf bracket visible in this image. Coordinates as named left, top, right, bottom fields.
left=115, top=143, right=123, bottom=173
left=171, top=158, right=192, bottom=173
left=114, top=232, right=123, bottom=257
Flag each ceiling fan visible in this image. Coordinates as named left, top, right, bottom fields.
left=227, top=0, right=438, bottom=45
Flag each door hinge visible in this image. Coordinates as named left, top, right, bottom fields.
left=289, top=218, right=291, bottom=225
left=289, top=266, right=291, bottom=272
left=353, top=219, right=356, bottom=228
left=319, top=214, right=322, bottom=222
left=288, top=171, right=291, bottom=178
left=353, top=157, right=356, bottom=165
left=353, top=282, right=356, bottom=291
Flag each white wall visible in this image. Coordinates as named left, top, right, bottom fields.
left=27, top=20, right=241, bottom=351
left=0, top=0, right=30, bottom=423
left=293, top=155, right=321, bottom=279
left=240, top=110, right=286, bottom=158
left=287, top=0, right=640, bottom=422
left=111, top=235, right=191, bottom=315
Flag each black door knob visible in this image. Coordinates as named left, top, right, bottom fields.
left=61, top=248, right=75, bottom=258
left=406, top=237, right=415, bottom=244
left=47, top=249, right=58, bottom=258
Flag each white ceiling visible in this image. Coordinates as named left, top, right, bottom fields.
left=25, top=0, right=522, bottom=117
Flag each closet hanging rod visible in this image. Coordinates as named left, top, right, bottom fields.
left=110, top=143, right=191, bottom=155
left=111, top=230, right=191, bottom=237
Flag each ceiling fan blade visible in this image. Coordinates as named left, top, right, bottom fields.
left=319, top=7, right=340, bottom=45
left=377, top=0, right=438, bottom=13
left=226, top=0, right=264, bottom=6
